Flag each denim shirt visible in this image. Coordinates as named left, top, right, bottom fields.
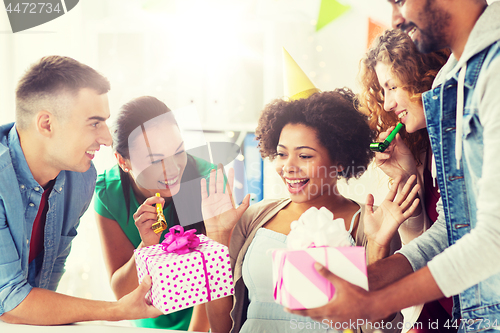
left=0, top=123, right=96, bottom=315
left=420, top=42, right=500, bottom=332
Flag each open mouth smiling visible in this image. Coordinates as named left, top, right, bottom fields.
left=285, top=178, right=310, bottom=193
left=158, top=176, right=179, bottom=187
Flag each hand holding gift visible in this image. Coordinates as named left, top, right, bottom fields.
left=115, top=275, right=164, bottom=320
left=284, top=262, right=375, bottom=324
left=272, top=207, right=368, bottom=310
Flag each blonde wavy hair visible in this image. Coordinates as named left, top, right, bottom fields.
left=357, top=29, right=450, bottom=165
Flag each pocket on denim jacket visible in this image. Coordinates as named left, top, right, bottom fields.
left=57, top=233, right=76, bottom=257
left=462, top=113, right=482, bottom=140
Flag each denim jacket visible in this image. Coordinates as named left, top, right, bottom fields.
left=397, top=3, right=500, bottom=332
left=423, top=4, right=500, bottom=333
left=0, top=123, right=96, bottom=315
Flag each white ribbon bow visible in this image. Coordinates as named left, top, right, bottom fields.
left=287, top=206, right=352, bottom=249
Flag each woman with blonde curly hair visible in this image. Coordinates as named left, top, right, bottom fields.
left=357, top=28, right=453, bottom=333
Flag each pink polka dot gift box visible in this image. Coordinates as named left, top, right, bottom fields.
left=134, top=226, right=234, bottom=314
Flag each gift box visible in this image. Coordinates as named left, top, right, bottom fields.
left=134, top=226, right=234, bottom=314
left=272, top=246, right=368, bottom=310
left=272, top=206, right=368, bottom=310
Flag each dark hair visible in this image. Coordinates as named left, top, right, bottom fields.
left=113, top=96, right=175, bottom=160
left=256, top=88, right=375, bottom=181
left=357, top=29, right=450, bottom=165
left=113, top=96, right=205, bottom=235
left=15, top=55, right=110, bottom=129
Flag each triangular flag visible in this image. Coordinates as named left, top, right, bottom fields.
left=282, top=48, right=321, bottom=101
left=316, top=0, right=351, bottom=32
left=367, top=18, right=388, bottom=49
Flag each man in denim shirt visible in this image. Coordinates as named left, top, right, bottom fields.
left=289, top=1, right=500, bottom=332
left=0, top=56, right=161, bottom=325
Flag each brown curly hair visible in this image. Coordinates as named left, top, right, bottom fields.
left=256, top=88, right=375, bottom=181
left=357, top=29, right=450, bottom=165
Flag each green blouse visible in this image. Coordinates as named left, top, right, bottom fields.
left=94, top=155, right=214, bottom=330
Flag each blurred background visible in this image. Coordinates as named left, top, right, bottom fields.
left=0, top=0, right=425, bottom=326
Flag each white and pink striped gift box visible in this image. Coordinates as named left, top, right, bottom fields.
left=272, top=246, right=368, bottom=310
left=134, top=235, right=234, bottom=314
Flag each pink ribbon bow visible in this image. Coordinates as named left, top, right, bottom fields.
left=161, top=225, right=200, bottom=254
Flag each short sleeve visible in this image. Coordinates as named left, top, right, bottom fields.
left=193, top=155, right=215, bottom=178
left=94, top=172, right=115, bottom=220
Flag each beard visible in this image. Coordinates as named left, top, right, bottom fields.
left=403, top=0, right=451, bottom=54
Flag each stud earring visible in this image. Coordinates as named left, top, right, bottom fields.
left=124, top=168, right=129, bottom=172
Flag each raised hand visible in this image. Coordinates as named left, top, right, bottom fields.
left=364, top=175, right=420, bottom=261
left=133, top=196, right=164, bottom=247
left=375, top=127, right=417, bottom=183
left=201, top=166, right=250, bottom=245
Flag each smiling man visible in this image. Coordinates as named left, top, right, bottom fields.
left=288, top=0, right=500, bottom=332
left=0, top=56, right=161, bottom=325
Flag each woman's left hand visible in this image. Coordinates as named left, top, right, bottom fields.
left=363, top=175, right=420, bottom=252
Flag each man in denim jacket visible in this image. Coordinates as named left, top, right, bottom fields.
left=289, top=1, right=500, bottom=331
left=0, top=56, right=161, bottom=325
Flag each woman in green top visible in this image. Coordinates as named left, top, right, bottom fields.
left=94, top=96, right=211, bottom=331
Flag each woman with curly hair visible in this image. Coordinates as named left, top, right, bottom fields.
left=357, top=29, right=453, bottom=333
left=202, top=88, right=420, bottom=333
left=358, top=28, right=450, bottom=243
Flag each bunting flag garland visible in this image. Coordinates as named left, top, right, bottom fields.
left=316, top=0, right=351, bottom=32
left=367, top=17, right=388, bottom=49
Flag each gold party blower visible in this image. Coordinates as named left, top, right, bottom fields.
left=152, top=193, right=167, bottom=234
